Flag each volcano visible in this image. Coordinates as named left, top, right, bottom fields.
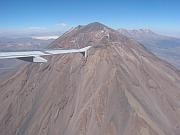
left=0, top=22, right=180, bottom=135
left=118, top=28, right=180, bottom=69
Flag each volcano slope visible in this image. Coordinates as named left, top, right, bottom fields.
left=0, top=22, right=180, bottom=135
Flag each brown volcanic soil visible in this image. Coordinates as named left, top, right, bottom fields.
left=0, top=22, right=180, bottom=135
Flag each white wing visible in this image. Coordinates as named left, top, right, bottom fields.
left=0, top=46, right=92, bottom=63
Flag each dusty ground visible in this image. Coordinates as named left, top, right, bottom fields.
left=0, top=22, right=180, bottom=135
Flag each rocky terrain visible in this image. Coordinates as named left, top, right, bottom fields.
left=0, top=22, right=180, bottom=135
left=118, top=29, right=180, bottom=69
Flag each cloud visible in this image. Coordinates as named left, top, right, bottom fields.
left=32, top=36, right=59, bottom=40
left=56, top=23, right=68, bottom=27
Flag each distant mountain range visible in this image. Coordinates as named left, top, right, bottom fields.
left=118, top=29, right=180, bottom=69
left=0, top=37, right=55, bottom=51
left=0, top=37, right=56, bottom=79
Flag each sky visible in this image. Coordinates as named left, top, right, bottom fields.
left=0, top=0, right=180, bottom=37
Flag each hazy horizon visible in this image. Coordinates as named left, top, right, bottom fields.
left=0, top=0, right=180, bottom=38
left=0, top=24, right=179, bottom=39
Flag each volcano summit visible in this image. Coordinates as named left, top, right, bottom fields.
left=0, top=22, right=180, bottom=135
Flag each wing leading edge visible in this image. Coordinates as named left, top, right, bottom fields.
left=0, top=46, right=92, bottom=63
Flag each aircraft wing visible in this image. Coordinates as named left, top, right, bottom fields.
left=0, top=46, right=92, bottom=63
